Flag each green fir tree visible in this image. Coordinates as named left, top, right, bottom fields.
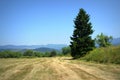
left=70, top=8, right=95, bottom=59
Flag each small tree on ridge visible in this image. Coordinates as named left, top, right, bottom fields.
left=95, top=33, right=113, bottom=47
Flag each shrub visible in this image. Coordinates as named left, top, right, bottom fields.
left=43, top=52, right=50, bottom=57
left=23, top=50, right=35, bottom=57
left=34, top=51, right=44, bottom=57
left=62, top=46, right=71, bottom=55
left=81, top=46, right=120, bottom=64
left=49, top=50, right=57, bottom=57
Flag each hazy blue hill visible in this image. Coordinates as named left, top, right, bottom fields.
left=0, top=49, right=17, bottom=52
left=45, top=44, right=67, bottom=50
left=112, top=37, right=120, bottom=46
left=0, top=45, right=43, bottom=49
left=0, top=44, right=67, bottom=50
left=33, top=47, right=57, bottom=52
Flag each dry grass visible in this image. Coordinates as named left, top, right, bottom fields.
left=0, top=57, right=120, bottom=80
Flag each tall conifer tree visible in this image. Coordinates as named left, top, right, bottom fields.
left=70, top=8, right=95, bottom=59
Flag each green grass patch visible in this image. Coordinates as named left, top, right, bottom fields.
left=81, top=46, right=120, bottom=64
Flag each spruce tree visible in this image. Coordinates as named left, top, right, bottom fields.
left=70, top=8, right=95, bottom=59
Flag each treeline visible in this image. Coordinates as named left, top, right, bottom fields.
left=0, top=47, right=71, bottom=58
left=0, top=50, right=22, bottom=58
left=0, top=50, right=58, bottom=58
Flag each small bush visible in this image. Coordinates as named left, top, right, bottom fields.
left=81, top=46, right=120, bottom=64
left=34, top=52, right=43, bottom=57
left=23, top=50, right=35, bottom=57
left=50, top=50, right=57, bottom=57
left=62, top=46, right=71, bottom=55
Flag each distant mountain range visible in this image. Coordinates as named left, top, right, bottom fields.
left=0, top=44, right=67, bottom=52
left=112, top=38, right=120, bottom=46
left=33, top=47, right=58, bottom=52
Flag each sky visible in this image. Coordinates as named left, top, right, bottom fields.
left=0, top=0, right=120, bottom=45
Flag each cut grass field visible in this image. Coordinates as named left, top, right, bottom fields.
left=0, top=57, right=120, bottom=80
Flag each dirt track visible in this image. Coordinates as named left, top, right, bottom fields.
left=0, top=57, right=120, bottom=80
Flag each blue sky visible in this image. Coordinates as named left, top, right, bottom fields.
left=0, top=0, right=120, bottom=45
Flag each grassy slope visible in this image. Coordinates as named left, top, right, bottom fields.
left=81, top=46, right=120, bottom=64
left=0, top=57, right=120, bottom=80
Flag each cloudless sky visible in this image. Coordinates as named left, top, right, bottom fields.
left=0, top=0, right=120, bottom=45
